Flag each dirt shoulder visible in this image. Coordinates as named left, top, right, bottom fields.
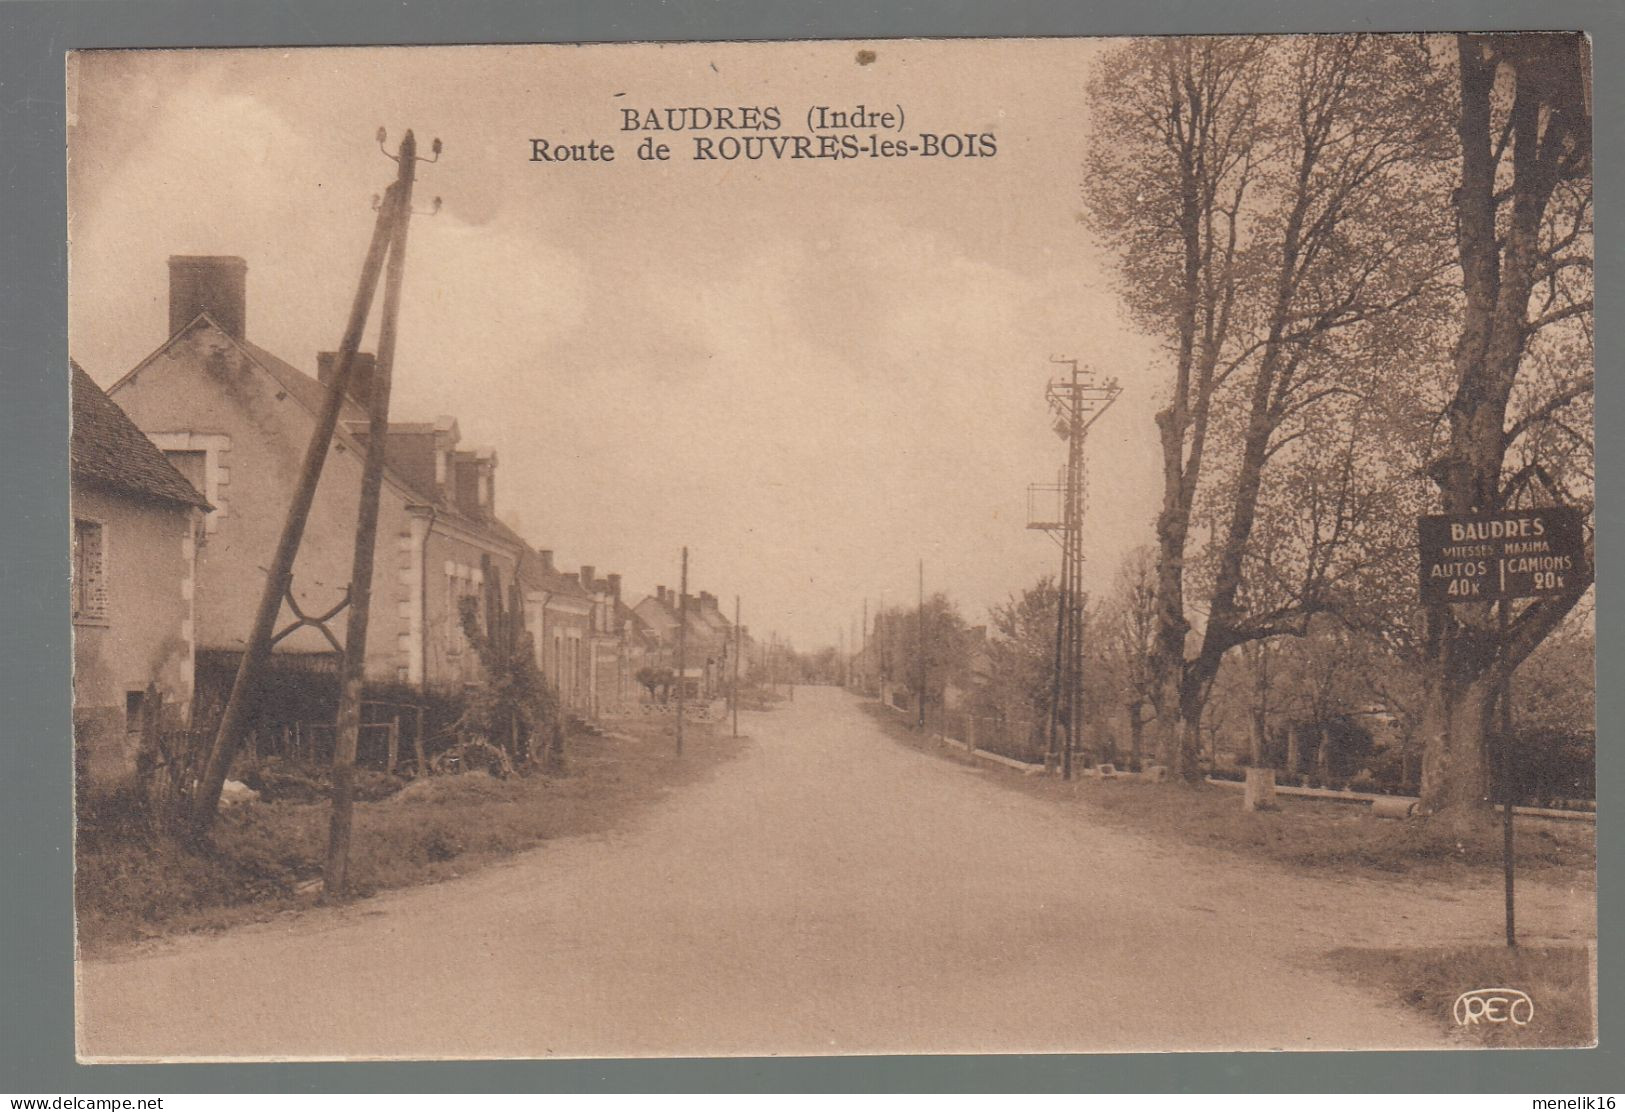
left=862, top=699, right=1596, bottom=1047
left=860, top=701, right=1595, bottom=892
left=75, top=717, right=746, bottom=957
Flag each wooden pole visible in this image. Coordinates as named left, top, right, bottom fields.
left=732, top=596, right=741, bottom=738
left=1046, top=522, right=1068, bottom=773
left=861, top=597, right=868, bottom=695
left=1062, top=361, right=1082, bottom=781
left=675, top=547, right=688, bottom=757
left=324, top=130, right=421, bottom=899
left=1501, top=598, right=1517, bottom=948
left=917, top=558, right=926, bottom=731
left=189, top=157, right=403, bottom=838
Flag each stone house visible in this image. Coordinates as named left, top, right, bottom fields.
left=107, top=255, right=525, bottom=738
left=520, top=547, right=593, bottom=714
left=70, top=361, right=211, bottom=790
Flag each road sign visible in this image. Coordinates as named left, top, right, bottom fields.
left=1418, top=506, right=1584, bottom=606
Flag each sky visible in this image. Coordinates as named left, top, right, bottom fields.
left=68, top=39, right=1168, bottom=651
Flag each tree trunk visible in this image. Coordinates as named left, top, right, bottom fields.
left=1248, top=708, right=1267, bottom=767
left=1417, top=663, right=1500, bottom=831
left=1417, top=35, right=1591, bottom=828
left=1170, top=669, right=1210, bottom=782
left=1128, top=701, right=1144, bottom=769
left=1312, top=723, right=1330, bottom=782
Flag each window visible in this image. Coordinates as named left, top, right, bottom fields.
left=146, top=433, right=229, bottom=533
left=447, top=573, right=467, bottom=653
left=164, top=449, right=208, bottom=497
left=73, top=519, right=108, bottom=623
left=446, top=566, right=481, bottom=653
left=125, top=690, right=147, bottom=733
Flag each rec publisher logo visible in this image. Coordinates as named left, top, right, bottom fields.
left=1453, top=987, right=1534, bottom=1026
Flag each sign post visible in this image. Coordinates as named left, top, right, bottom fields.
left=1418, top=504, right=1583, bottom=948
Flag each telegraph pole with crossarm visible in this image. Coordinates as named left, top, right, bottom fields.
left=1026, top=358, right=1120, bottom=780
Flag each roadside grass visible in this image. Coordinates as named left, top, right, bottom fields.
left=1327, top=944, right=1595, bottom=1048
left=75, top=718, right=743, bottom=954
left=858, top=701, right=1595, bottom=888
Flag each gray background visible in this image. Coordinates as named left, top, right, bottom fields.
left=2, top=0, right=1618, bottom=1093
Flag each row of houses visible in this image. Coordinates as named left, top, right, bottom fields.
left=71, top=255, right=749, bottom=788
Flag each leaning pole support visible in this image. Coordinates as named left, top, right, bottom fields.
left=188, top=135, right=414, bottom=839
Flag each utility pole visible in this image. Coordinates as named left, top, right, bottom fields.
left=732, top=596, right=741, bottom=738
left=917, top=558, right=926, bottom=731
left=1500, top=598, right=1517, bottom=947
left=1026, top=358, right=1120, bottom=780
left=849, top=614, right=858, bottom=688
left=324, top=129, right=440, bottom=900
left=675, top=547, right=688, bottom=757
left=188, top=129, right=431, bottom=838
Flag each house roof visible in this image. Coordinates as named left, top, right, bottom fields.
left=240, top=338, right=368, bottom=425
left=71, top=361, right=211, bottom=510
left=515, top=541, right=592, bottom=599
left=215, top=325, right=503, bottom=541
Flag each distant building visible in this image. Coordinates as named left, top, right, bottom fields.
left=520, top=547, right=593, bottom=713
left=576, top=567, right=629, bottom=713
left=631, top=585, right=732, bottom=698
left=70, top=361, right=211, bottom=789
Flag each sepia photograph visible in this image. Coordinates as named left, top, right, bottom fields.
left=64, top=34, right=1595, bottom=1061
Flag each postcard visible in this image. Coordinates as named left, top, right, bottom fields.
left=67, top=36, right=1595, bottom=1060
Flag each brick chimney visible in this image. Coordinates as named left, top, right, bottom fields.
left=580, top=565, right=596, bottom=592
left=657, top=586, right=668, bottom=606
left=476, top=449, right=496, bottom=516
left=317, top=351, right=378, bottom=407
left=169, top=255, right=247, bottom=341
left=607, top=573, right=622, bottom=604
left=539, top=549, right=554, bottom=573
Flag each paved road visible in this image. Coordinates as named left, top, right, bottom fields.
left=78, top=687, right=1590, bottom=1060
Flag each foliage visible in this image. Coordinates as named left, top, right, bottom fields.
left=635, top=666, right=676, bottom=701
left=457, top=582, right=560, bottom=770
left=984, top=576, right=1062, bottom=722
left=75, top=716, right=743, bottom=951
left=870, top=593, right=969, bottom=708
left=1084, top=34, right=1462, bottom=781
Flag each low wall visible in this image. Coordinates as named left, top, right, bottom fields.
left=1204, top=776, right=1596, bottom=823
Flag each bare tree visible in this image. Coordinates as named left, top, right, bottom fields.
left=1084, top=36, right=1267, bottom=780
left=1087, top=35, right=1457, bottom=780
left=1416, top=33, right=1593, bottom=826
left=1099, top=546, right=1160, bottom=767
